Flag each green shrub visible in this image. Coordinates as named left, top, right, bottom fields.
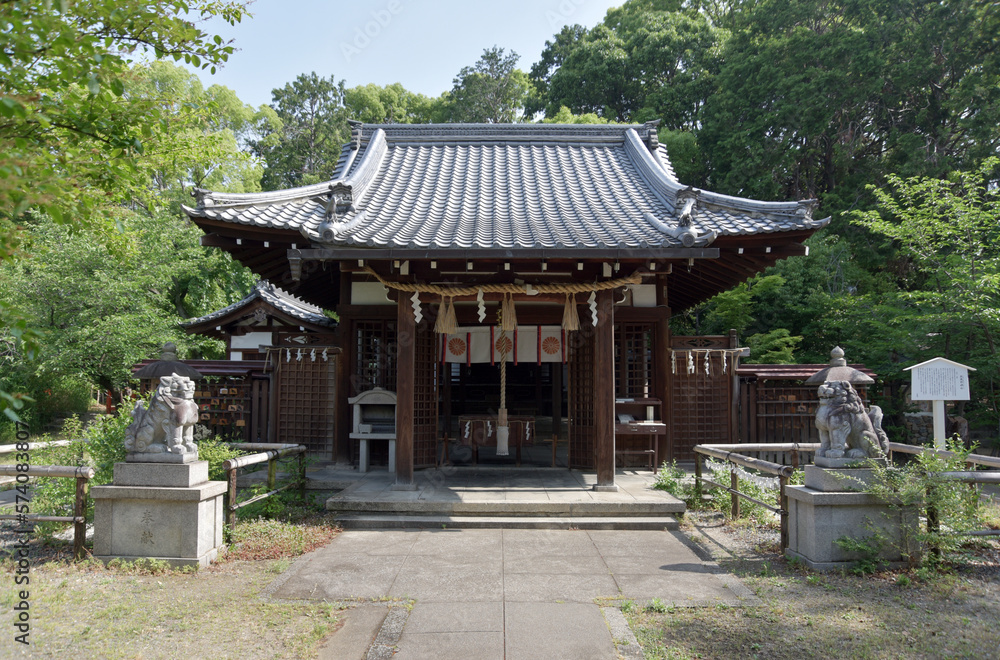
left=653, top=460, right=690, bottom=499
left=195, top=434, right=244, bottom=481
left=860, top=437, right=988, bottom=567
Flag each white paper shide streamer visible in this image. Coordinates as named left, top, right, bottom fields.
left=411, top=291, right=423, bottom=324
left=705, top=458, right=781, bottom=491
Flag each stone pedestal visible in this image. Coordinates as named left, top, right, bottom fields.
left=785, top=466, right=917, bottom=571
left=358, top=438, right=396, bottom=474
left=92, top=461, right=226, bottom=568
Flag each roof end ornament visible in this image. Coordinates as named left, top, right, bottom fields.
left=191, top=187, right=214, bottom=208
left=642, top=119, right=662, bottom=151
left=348, top=119, right=363, bottom=150
left=644, top=211, right=717, bottom=248
left=796, top=199, right=827, bottom=227
left=319, top=182, right=355, bottom=242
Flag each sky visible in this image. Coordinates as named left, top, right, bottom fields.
left=189, top=0, right=623, bottom=107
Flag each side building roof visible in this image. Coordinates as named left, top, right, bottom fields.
left=183, top=280, right=336, bottom=339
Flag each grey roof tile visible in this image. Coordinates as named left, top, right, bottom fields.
left=185, top=124, right=828, bottom=250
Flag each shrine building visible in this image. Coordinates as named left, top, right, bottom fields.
left=182, top=122, right=827, bottom=491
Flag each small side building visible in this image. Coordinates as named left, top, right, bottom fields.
left=134, top=281, right=339, bottom=452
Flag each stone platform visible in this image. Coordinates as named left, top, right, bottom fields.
left=326, top=467, right=685, bottom=530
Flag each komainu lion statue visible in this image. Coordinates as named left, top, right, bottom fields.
left=815, top=380, right=889, bottom=460
left=125, top=374, right=200, bottom=456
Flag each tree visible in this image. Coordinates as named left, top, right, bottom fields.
left=0, top=0, right=250, bottom=422
left=344, top=83, right=435, bottom=124
left=444, top=47, right=532, bottom=123
left=128, top=62, right=267, bottom=211
left=531, top=1, right=720, bottom=125
left=0, top=209, right=252, bottom=400
left=251, top=72, right=349, bottom=190
left=0, top=0, right=249, bottom=254
left=852, top=159, right=1000, bottom=426
left=699, top=0, right=1000, bottom=209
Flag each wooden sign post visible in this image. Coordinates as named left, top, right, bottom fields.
left=904, top=357, right=976, bottom=449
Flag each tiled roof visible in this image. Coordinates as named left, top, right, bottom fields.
left=182, top=281, right=336, bottom=329
left=185, top=123, right=827, bottom=251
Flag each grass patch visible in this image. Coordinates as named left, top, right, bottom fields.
left=225, top=515, right=340, bottom=562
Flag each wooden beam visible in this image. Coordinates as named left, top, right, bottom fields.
left=394, top=295, right=416, bottom=489
left=593, top=288, right=617, bottom=491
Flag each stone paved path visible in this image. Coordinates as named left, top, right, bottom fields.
left=267, top=528, right=758, bottom=659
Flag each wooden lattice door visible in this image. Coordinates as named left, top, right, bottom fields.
left=275, top=349, right=338, bottom=457
left=412, top=325, right=438, bottom=468
left=568, top=330, right=595, bottom=469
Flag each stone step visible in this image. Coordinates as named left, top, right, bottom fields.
left=326, top=500, right=685, bottom=517
left=335, top=513, right=681, bottom=531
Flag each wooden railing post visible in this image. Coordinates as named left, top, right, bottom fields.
left=267, top=456, right=277, bottom=491
left=694, top=453, right=703, bottom=503
left=74, top=475, right=88, bottom=560
left=926, top=483, right=940, bottom=558
left=779, top=474, right=789, bottom=551
left=227, top=467, right=238, bottom=532
left=298, top=451, right=306, bottom=502
left=730, top=469, right=740, bottom=519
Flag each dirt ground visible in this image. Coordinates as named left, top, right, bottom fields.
left=626, top=511, right=1000, bottom=660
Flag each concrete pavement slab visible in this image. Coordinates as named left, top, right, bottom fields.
left=272, top=526, right=759, bottom=658
left=588, top=529, right=686, bottom=556
left=316, top=604, right=389, bottom=660
left=601, top=554, right=709, bottom=574
left=407, top=528, right=503, bottom=556
left=393, top=632, right=505, bottom=660
left=390, top=556, right=503, bottom=602
left=271, top=552, right=405, bottom=600
left=502, top=528, right=600, bottom=557
left=504, top=602, right=617, bottom=660
left=328, top=530, right=419, bottom=555
left=503, top=553, right=609, bottom=574
left=403, top=601, right=504, bottom=633
left=502, top=572, right=620, bottom=602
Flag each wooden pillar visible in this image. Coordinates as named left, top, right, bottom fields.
left=655, top=274, right=671, bottom=463
left=334, top=273, right=353, bottom=464
left=593, top=289, right=617, bottom=491
left=394, top=295, right=416, bottom=489
left=729, top=329, right=739, bottom=445
left=551, top=362, right=562, bottom=467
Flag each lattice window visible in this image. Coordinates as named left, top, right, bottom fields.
left=670, top=352, right=730, bottom=460
left=568, top=330, right=595, bottom=469
left=276, top=353, right=337, bottom=456
left=354, top=320, right=397, bottom=394
left=614, top=323, right=654, bottom=399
